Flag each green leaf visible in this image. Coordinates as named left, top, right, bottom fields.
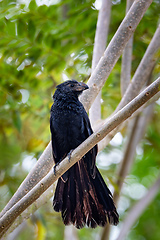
left=12, top=110, right=22, bottom=132
left=28, top=0, right=37, bottom=11
left=17, top=19, right=27, bottom=37
left=5, top=19, right=16, bottom=36
left=28, top=20, right=36, bottom=41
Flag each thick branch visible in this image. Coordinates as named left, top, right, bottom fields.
left=121, top=0, right=134, bottom=96
left=0, top=77, right=159, bottom=237
left=0, top=142, right=53, bottom=219
left=2, top=185, right=55, bottom=239
left=91, top=0, right=111, bottom=70
left=118, top=23, right=160, bottom=110
left=80, top=0, right=153, bottom=110
left=89, top=0, right=111, bottom=126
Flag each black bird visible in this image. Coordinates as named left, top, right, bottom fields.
left=50, top=80, right=119, bottom=229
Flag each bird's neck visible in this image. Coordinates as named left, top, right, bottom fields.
left=54, top=92, right=80, bottom=109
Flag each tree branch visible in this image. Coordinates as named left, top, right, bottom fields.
left=121, top=0, right=134, bottom=96
left=116, top=176, right=160, bottom=240
left=114, top=104, right=154, bottom=205
left=98, top=23, right=160, bottom=152
left=0, top=77, right=159, bottom=237
left=89, top=0, right=111, bottom=126
left=2, top=185, right=55, bottom=239
left=80, top=0, right=153, bottom=110
left=100, top=102, right=155, bottom=240
left=0, top=142, right=53, bottom=218
left=98, top=89, right=160, bottom=153
left=117, top=23, right=160, bottom=110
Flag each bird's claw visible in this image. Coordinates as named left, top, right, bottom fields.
left=53, top=150, right=73, bottom=175
left=67, top=149, right=73, bottom=162
left=53, top=162, right=60, bottom=175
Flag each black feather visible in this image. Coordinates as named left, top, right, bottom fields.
left=51, top=80, right=119, bottom=228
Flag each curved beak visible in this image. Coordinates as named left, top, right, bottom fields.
left=76, top=82, right=89, bottom=91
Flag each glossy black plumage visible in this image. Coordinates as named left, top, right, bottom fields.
left=50, top=80, right=119, bottom=228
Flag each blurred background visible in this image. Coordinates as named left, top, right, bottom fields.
left=0, top=0, right=160, bottom=239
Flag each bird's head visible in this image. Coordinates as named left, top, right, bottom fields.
left=53, top=80, right=89, bottom=99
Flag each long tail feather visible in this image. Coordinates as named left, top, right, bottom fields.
left=53, top=159, right=119, bottom=228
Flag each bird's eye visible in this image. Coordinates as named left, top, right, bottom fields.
left=70, top=84, right=74, bottom=87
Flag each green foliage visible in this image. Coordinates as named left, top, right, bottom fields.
left=0, top=0, right=160, bottom=239
left=0, top=0, right=97, bottom=175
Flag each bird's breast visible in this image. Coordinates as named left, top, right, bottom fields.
left=53, top=108, right=84, bottom=151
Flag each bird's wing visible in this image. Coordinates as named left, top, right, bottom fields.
left=50, top=114, right=69, bottom=182
left=82, top=110, right=98, bottom=178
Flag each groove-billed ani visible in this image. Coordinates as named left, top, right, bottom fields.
left=50, top=80, right=119, bottom=228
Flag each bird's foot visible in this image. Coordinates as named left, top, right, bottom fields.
left=53, top=161, right=61, bottom=175
left=67, top=149, right=73, bottom=162
left=53, top=150, right=73, bottom=175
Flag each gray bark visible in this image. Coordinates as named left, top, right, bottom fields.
left=121, top=0, right=134, bottom=96
left=89, top=0, right=111, bottom=126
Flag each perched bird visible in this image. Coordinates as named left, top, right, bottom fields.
left=50, top=80, right=119, bottom=229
